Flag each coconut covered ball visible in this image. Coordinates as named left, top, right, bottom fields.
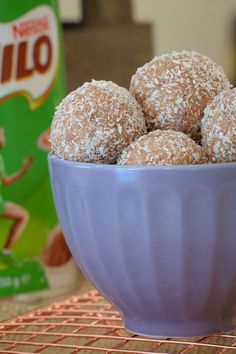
left=50, top=80, right=147, bottom=163
left=130, top=51, right=230, bottom=136
left=117, top=130, right=208, bottom=166
left=201, top=88, right=236, bottom=163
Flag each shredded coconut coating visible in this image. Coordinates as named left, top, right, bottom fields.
left=117, top=130, right=208, bottom=166
left=50, top=80, right=147, bottom=163
left=130, top=51, right=230, bottom=136
left=201, top=88, right=236, bottom=163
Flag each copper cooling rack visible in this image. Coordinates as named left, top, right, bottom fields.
left=1, top=291, right=236, bottom=353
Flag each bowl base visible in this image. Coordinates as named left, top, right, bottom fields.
left=124, top=317, right=236, bottom=338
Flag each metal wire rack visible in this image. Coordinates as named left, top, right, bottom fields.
left=1, top=290, right=236, bottom=354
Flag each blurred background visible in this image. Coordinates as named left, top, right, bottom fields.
left=59, top=0, right=236, bottom=91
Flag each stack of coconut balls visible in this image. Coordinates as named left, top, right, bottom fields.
left=50, top=51, right=236, bottom=166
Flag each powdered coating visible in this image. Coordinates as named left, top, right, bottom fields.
left=117, top=130, right=208, bottom=166
left=201, top=88, right=236, bottom=163
left=130, top=51, right=230, bottom=136
left=50, top=80, right=147, bottom=162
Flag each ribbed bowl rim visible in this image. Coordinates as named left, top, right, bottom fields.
left=49, top=155, right=236, bottom=172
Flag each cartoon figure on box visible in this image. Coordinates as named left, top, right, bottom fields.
left=37, top=128, right=73, bottom=267
left=0, top=127, right=32, bottom=265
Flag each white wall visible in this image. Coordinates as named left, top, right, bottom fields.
left=132, top=0, right=236, bottom=75
left=58, top=0, right=83, bottom=23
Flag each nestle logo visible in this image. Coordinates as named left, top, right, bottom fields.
left=12, top=15, right=49, bottom=39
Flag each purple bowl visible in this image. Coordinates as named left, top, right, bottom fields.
left=48, top=156, right=236, bottom=337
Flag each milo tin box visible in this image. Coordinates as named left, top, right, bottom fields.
left=0, top=0, right=80, bottom=299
